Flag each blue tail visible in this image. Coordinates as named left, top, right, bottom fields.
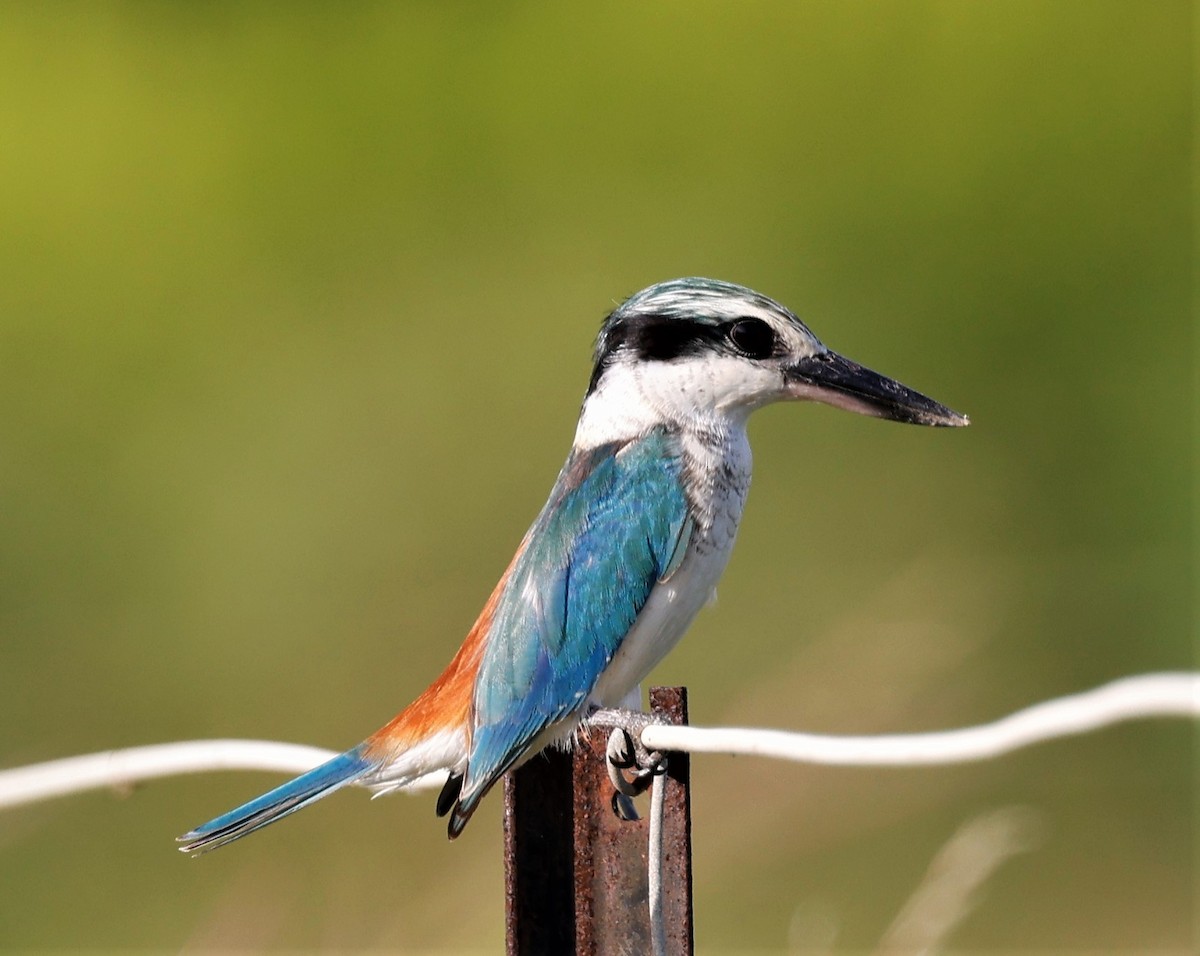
left=177, top=745, right=376, bottom=854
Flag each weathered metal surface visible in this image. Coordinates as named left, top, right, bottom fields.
left=647, top=685, right=694, bottom=956
left=504, top=686, right=694, bottom=956
left=503, top=737, right=575, bottom=955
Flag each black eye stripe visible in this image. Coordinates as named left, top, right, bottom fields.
left=726, top=318, right=777, bottom=359
left=599, top=315, right=726, bottom=364
left=634, top=316, right=723, bottom=361
left=588, top=313, right=779, bottom=395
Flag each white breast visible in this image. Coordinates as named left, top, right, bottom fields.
left=588, top=426, right=752, bottom=708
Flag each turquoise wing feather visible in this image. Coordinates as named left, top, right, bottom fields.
left=449, top=428, right=691, bottom=832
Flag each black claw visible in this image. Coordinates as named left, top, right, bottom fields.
left=608, top=729, right=637, bottom=769
left=612, top=791, right=640, bottom=821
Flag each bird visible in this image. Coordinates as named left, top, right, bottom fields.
left=178, top=277, right=967, bottom=853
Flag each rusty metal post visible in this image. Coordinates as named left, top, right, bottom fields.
left=503, top=724, right=575, bottom=954
left=504, top=686, right=694, bottom=956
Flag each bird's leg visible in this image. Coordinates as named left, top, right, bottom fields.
left=586, top=707, right=669, bottom=817
left=588, top=707, right=668, bottom=773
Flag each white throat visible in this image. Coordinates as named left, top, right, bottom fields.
left=573, top=358, right=771, bottom=450
left=572, top=360, right=757, bottom=536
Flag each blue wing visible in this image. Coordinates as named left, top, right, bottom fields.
left=448, top=427, right=690, bottom=833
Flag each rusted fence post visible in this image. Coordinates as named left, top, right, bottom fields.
left=503, top=686, right=694, bottom=955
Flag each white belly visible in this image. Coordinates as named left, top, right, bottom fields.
left=588, top=536, right=734, bottom=708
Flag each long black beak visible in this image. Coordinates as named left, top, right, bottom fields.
left=786, top=351, right=969, bottom=427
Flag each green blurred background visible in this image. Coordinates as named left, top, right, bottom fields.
left=0, top=2, right=1192, bottom=952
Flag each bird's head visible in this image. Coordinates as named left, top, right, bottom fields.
left=579, top=278, right=967, bottom=441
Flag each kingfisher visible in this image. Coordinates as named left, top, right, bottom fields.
left=179, top=278, right=967, bottom=853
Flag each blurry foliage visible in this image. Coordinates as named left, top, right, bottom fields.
left=0, top=1, right=1191, bottom=952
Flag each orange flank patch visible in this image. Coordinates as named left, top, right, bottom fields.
left=364, top=537, right=527, bottom=757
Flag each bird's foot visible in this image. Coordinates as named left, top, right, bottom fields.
left=587, top=707, right=669, bottom=819
left=588, top=707, right=668, bottom=776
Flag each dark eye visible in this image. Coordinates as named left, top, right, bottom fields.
left=727, top=318, right=776, bottom=359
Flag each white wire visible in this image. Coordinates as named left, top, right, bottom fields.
left=639, top=672, right=1199, bottom=765
left=0, top=673, right=1195, bottom=813
left=647, top=766, right=668, bottom=956
left=0, top=740, right=337, bottom=811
